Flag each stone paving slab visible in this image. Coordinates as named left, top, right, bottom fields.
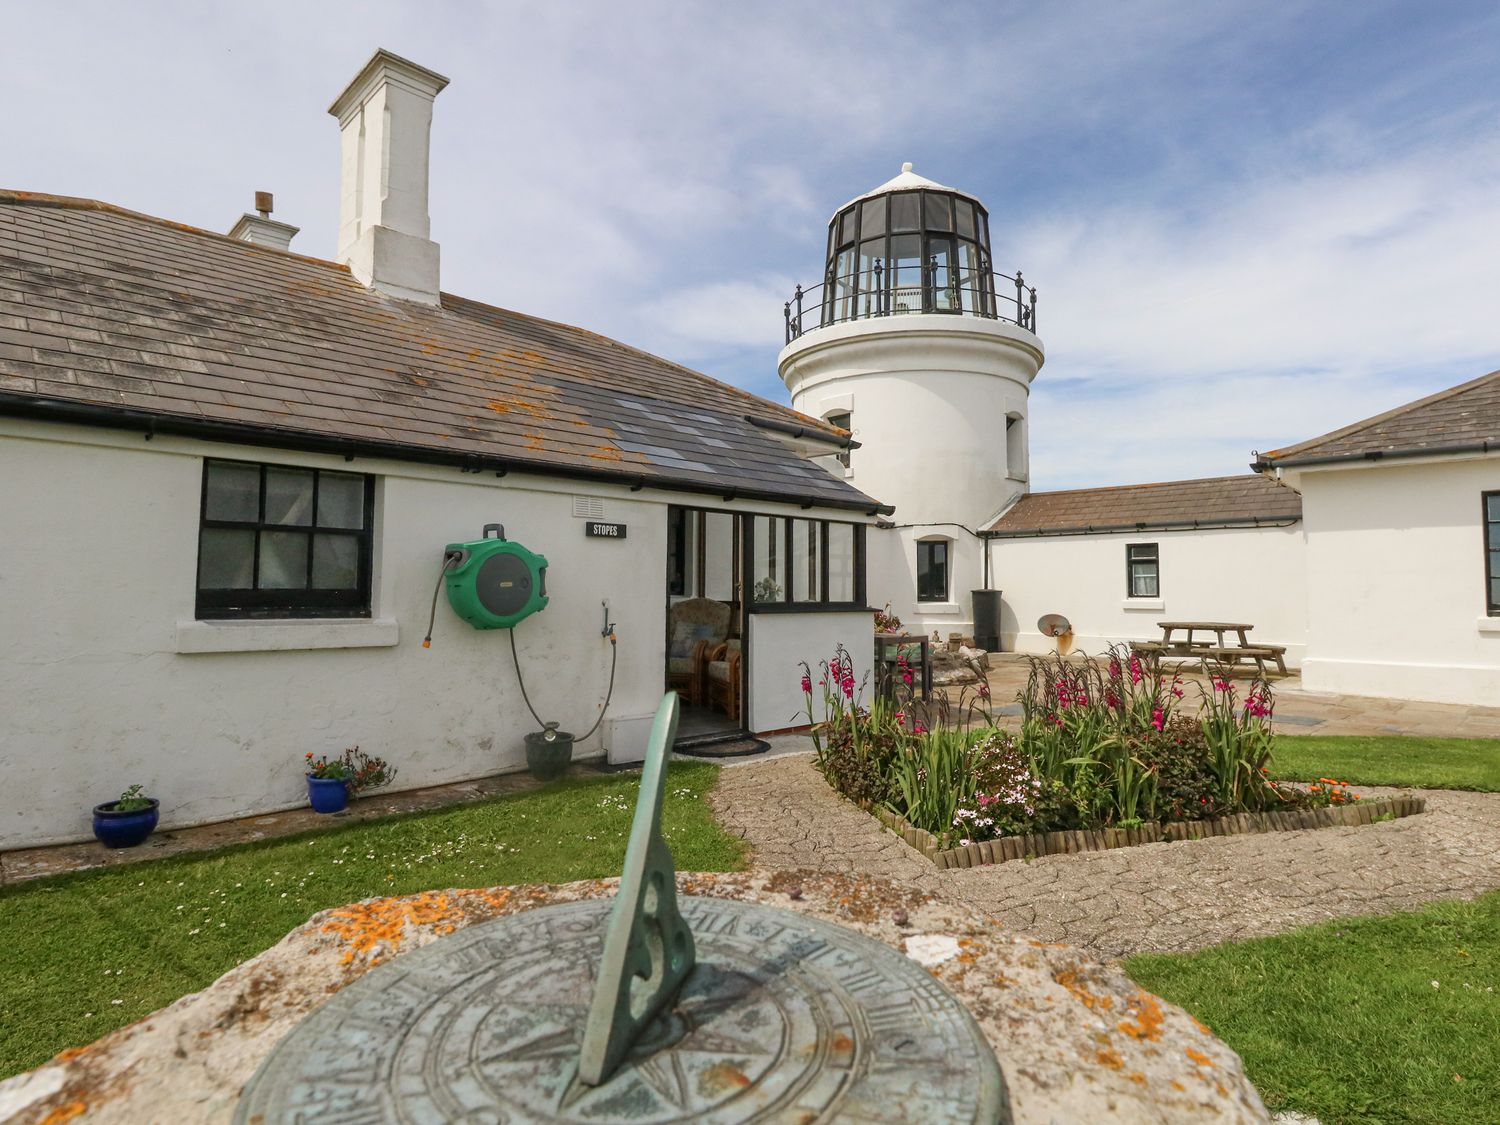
left=709, top=752, right=1500, bottom=960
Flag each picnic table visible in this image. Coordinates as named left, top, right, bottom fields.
left=1129, top=620, right=1288, bottom=676
left=874, top=633, right=933, bottom=701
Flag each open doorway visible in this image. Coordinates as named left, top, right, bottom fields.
left=665, top=506, right=747, bottom=745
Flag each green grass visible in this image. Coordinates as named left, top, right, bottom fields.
left=0, top=762, right=743, bottom=1080
left=1127, top=891, right=1500, bottom=1125
left=1272, top=735, right=1500, bottom=792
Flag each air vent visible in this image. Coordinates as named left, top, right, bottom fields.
left=572, top=496, right=605, bottom=520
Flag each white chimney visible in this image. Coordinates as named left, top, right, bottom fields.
left=227, top=190, right=299, bottom=251
left=328, top=49, right=449, bottom=305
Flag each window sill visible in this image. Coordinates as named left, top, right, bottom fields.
left=1123, top=598, right=1165, bottom=611
left=1478, top=616, right=1500, bottom=635
left=175, top=617, right=399, bottom=654
left=914, top=602, right=963, bottom=615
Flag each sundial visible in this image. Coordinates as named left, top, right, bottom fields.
left=235, top=694, right=1008, bottom=1123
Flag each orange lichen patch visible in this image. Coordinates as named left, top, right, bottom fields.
left=37, top=1103, right=89, bottom=1125
left=320, top=888, right=514, bottom=966
left=522, top=430, right=546, bottom=450
left=590, top=445, right=623, bottom=461
left=1190, top=1016, right=1212, bottom=1036
left=698, top=1060, right=752, bottom=1095
left=53, top=1043, right=95, bottom=1063
left=1116, top=990, right=1166, bottom=1041
left=486, top=396, right=551, bottom=419
left=1053, top=966, right=1115, bottom=1013
left=1185, top=1047, right=1217, bottom=1068
left=1127, top=1071, right=1148, bottom=1085
left=1095, top=1046, right=1125, bottom=1070
left=1171, top=1079, right=1186, bottom=1092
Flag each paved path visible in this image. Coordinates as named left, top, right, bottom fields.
left=710, top=752, right=1500, bottom=960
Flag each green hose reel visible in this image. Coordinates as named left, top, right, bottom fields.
left=443, top=524, right=549, bottom=630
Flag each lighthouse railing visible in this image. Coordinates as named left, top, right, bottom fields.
left=783, top=262, right=1037, bottom=344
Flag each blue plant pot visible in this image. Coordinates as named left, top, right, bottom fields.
left=307, top=775, right=351, bottom=814
left=92, top=798, right=160, bottom=849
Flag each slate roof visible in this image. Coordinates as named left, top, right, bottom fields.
left=0, top=191, right=884, bottom=513
left=1256, top=368, right=1500, bottom=468
left=985, top=474, right=1301, bottom=536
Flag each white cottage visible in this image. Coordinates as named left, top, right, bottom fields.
left=0, top=50, right=885, bottom=849
left=1255, top=370, right=1500, bottom=705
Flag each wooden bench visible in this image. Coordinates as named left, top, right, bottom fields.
left=1202, top=645, right=1288, bottom=676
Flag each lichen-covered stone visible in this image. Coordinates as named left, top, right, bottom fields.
left=0, top=871, right=1266, bottom=1124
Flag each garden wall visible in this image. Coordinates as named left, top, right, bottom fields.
left=878, top=796, right=1426, bottom=868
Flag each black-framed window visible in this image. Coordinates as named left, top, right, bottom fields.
left=1485, top=491, right=1500, bottom=616
left=747, top=515, right=866, bottom=610
left=826, top=411, right=852, bottom=469
left=196, top=459, right=374, bottom=619
left=1127, top=542, right=1159, bottom=598
left=917, top=539, right=949, bottom=603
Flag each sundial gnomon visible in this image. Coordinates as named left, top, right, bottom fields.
left=236, top=695, right=1008, bottom=1123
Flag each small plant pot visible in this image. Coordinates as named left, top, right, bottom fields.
left=306, top=775, right=351, bottom=814
left=92, top=799, right=160, bottom=849
left=524, top=728, right=574, bottom=782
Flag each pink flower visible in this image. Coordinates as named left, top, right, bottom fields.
left=800, top=674, right=812, bottom=694
left=913, top=723, right=928, bottom=734
left=1151, top=707, right=1164, bottom=732
left=1212, top=677, right=1229, bottom=692
left=978, top=683, right=991, bottom=699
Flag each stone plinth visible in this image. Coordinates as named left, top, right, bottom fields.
left=0, top=871, right=1267, bottom=1124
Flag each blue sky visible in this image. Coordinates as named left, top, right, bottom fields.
left=5, top=1, right=1499, bottom=488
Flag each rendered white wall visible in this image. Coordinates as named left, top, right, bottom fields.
left=989, top=524, right=1308, bottom=663
left=0, top=421, right=868, bottom=848
left=746, top=612, right=875, bottom=734
left=779, top=314, right=1042, bottom=635
left=1295, top=456, right=1500, bottom=704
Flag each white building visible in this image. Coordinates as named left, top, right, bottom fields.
left=1255, top=370, right=1500, bottom=705
left=0, top=50, right=883, bottom=850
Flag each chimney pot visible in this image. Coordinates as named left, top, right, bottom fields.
left=228, top=190, right=298, bottom=251
left=254, top=191, right=274, bottom=217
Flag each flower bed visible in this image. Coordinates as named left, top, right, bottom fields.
left=801, top=644, right=1419, bottom=861
left=877, top=795, right=1426, bottom=868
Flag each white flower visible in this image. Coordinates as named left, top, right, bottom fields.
left=1431, top=980, right=1440, bottom=989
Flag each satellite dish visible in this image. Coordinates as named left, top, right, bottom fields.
left=1037, top=613, right=1072, bottom=638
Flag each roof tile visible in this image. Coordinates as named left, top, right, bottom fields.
left=986, top=474, right=1300, bottom=535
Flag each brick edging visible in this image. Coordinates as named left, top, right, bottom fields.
left=876, top=796, right=1427, bottom=869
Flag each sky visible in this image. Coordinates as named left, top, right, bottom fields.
left=4, top=1, right=1499, bottom=489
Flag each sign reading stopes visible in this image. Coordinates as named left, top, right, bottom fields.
left=585, top=521, right=627, bottom=539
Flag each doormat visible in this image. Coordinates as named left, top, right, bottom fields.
left=673, top=736, right=771, bottom=759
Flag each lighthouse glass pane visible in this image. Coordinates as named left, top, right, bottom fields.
left=890, top=192, right=920, bottom=232
left=859, top=197, right=886, bottom=238
left=828, top=523, right=855, bottom=602
left=838, top=208, right=857, bottom=246
left=929, top=237, right=957, bottom=312
left=752, top=516, right=784, bottom=603
left=955, top=199, right=976, bottom=240
left=923, top=192, right=953, bottom=232
left=957, top=241, right=982, bottom=313
left=832, top=248, right=856, bottom=322
left=857, top=239, right=884, bottom=318
left=889, top=234, right=923, bottom=314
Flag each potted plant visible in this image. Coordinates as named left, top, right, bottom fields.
left=304, top=747, right=397, bottom=814
left=92, top=784, right=160, bottom=848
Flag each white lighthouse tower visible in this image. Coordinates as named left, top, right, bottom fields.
left=778, top=163, right=1045, bottom=643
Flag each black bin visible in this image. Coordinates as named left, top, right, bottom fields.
left=972, top=589, right=1003, bottom=653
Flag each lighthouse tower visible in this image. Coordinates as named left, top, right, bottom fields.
left=778, top=163, right=1045, bottom=641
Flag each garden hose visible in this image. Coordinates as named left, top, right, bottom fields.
left=421, top=549, right=464, bottom=648
left=509, top=626, right=618, bottom=742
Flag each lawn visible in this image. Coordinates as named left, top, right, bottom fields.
left=1127, top=890, right=1500, bottom=1125
left=1272, top=735, right=1500, bottom=792
left=0, top=761, right=744, bottom=1081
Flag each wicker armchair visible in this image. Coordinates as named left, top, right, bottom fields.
left=666, top=598, right=731, bottom=704
left=705, top=639, right=742, bottom=722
